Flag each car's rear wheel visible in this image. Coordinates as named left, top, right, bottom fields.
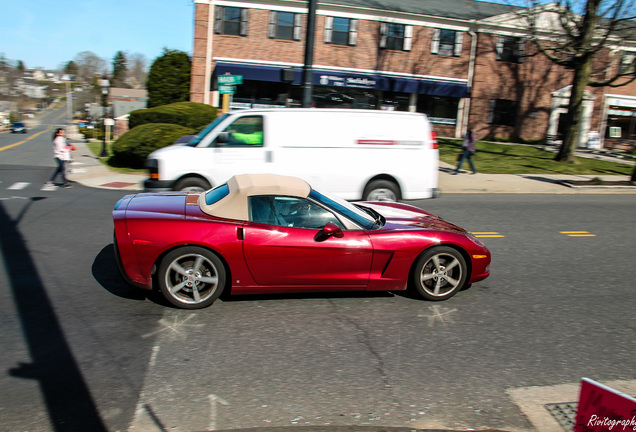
left=158, top=247, right=226, bottom=309
left=174, top=177, right=211, bottom=192
left=413, top=246, right=467, bottom=301
left=363, top=180, right=400, bottom=201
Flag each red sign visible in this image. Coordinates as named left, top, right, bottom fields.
left=574, top=378, right=636, bottom=431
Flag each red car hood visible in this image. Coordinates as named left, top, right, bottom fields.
left=362, top=201, right=467, bottom=233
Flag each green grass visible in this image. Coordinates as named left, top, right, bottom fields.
left=439, top=138, right=634, bottom=175
left=86, top=141, right=146, bottom=174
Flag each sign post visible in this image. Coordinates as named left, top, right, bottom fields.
left=217, top=74, right=243, bottom=113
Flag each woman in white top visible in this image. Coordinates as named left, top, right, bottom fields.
left=46, top=128, right=71, bottom=188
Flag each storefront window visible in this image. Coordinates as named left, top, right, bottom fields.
left=313, top=87, right=378, bottom=109
left=417, top=96, right=459, bottom=125
left=380, top=92, right=410, bottom=111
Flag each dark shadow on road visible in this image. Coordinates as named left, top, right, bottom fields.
left=92, top=244, right=149, bottom=301
left=0, top=199, right=107, bottom=432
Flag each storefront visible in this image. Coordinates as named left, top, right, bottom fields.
left=213, top=62, right=468, bottom=134
left=604, top=95, right=636, bottom=151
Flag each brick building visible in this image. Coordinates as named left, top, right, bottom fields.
left=190, top=0, right=636, bottom=149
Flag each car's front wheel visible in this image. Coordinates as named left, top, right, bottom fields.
left=412, top=246, right=467, bottom=301
left=158, top=247, right=226, bottom=309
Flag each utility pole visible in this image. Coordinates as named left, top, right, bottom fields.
left=301, top=0, right=317, bottom=107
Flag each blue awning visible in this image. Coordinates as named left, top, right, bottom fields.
left=214, top=62, right=469, bottom=97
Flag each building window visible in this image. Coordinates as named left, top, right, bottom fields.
left=269, top=11, right=302, bottom=40
left=431, top=29, right=463, bottom=57
left=215, top=6, right=248, bottom=36
left=380, top=23, right=413, bottom=51
left=488, top=99, right=517, bottom=126
left=620, top=51, right=636, bottom=74
left=496, top=36, right=525, bottom=63
left=324, top=17, right=358, bottom=46
left=417, top=96, right=460, bottom=125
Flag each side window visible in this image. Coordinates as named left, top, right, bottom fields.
left=268, top=11, right=302, bottom=40
left=249, top=196, right=344, bottom=230
left=620, top=51, right=636, bottom=75
left=488, top=99, right=517, bottom=126
left=215, top=6, right=248, bottom=36
left=324, top=17, right=358, bottom=46
left=215, top=116, right=264, bottom=147
left=431, top=29, right=463, bottom=57
left=496, top=36, right=525, bottom=63
left=379, top=23, right=413, bottom=51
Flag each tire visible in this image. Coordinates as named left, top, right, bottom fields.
left=157, top=246, right=226, bottom=309
left=412, top=246, right=467, bottom=301
left=363, top=180, right=401, bottom=201
left=174, top=177, right=211, bottom=192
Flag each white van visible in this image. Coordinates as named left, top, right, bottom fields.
left=144, top=108, right=439, bottom=201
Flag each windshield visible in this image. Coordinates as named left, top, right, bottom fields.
left=308, top=189, right=380, bottom=230
left=185, top=114, right=230, bottom=147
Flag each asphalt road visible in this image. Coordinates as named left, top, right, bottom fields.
left=1, top=109, right=635, bottom=432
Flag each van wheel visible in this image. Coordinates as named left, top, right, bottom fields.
left=363, top=180, right=400, bottom=202
left=174, top=177, right=211, bottom=192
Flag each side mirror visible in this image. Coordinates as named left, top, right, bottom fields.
left=322, top=222, right=344, bottom=238
left=215, top=131, right=229, bottom=144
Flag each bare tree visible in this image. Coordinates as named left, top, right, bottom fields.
left=73, top=51, right=107, bottom=86
left=521, top=0, right=636, bottom=166
left=127, top=52, right=148, bottom=88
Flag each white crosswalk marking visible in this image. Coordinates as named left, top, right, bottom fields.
left=8, top=182, right=29, bottom=190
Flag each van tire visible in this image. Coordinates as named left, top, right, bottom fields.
left=363, top=180, right=401, bottom=202
left=174, top=177, right=211, bottom=192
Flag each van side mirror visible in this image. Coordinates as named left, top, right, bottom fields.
left=215, top=132, right=229, bottom=144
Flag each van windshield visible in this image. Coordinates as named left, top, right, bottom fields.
left=185, top=114, right=230, bottom=147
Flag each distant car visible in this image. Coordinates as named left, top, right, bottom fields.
left=113, top=174, right=491, bottom=309
left=11, top=122, right=27, bottom=133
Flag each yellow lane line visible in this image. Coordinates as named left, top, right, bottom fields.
left=560, top=231, right=596, bottom=237
left=0, top=126, right=53, bottom=152
left=473, top=232, right=505, bottom=238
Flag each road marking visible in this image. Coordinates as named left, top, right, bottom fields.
left=7, top=182, right=29, bottom=190
left=0, top=127, right=53, bottom=152
left=560, top=231, right=596, bottom=237
left=473, top=232, right=505, bottom=238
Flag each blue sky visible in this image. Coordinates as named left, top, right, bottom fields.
left=1, top=0, right=194, bottom=70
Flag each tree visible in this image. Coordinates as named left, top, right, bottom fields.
left=63, top=60, right=78, bottom=77
left=521, top=0, right=636, bottom=165
left=127, top=53, right=148, bottom=89
left=146, top=48, right=191, bottom=108
left=73, top=51, right=107, bottom=85
left=111, top=51, right=128, bottom=88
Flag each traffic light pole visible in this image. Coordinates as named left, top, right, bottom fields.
left=301, top=0, right=317, bottom=108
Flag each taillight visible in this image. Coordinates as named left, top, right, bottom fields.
left=431, top=131, right=438, bottom=149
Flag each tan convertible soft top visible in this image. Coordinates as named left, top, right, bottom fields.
left=198, top=173, right=311, bottom=220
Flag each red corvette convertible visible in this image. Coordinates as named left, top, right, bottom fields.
left=113, top=174, right=490, bottom=309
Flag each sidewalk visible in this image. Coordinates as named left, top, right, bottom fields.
left=65, top=127, right=636, bottom=194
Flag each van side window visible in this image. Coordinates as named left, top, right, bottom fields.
left=249, top=196, right=344, bottom=230
left=215, top=115, right=264, bottom=147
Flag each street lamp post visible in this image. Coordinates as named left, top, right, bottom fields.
left=100, top=78, right=110, bottom=158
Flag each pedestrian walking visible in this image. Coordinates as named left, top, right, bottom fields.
left=455, top=126, right=477, bottom=174
left=45, top=128, right=73, bottom=188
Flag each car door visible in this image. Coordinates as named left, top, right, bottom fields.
left=242, top=195, right=373, bottom=288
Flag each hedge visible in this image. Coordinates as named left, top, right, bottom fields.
left=128, top=101, right=217, bottom=130
left=110, top=123, right=195, bottom=168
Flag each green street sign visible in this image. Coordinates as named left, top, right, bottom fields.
left=217, top=74, right=243, bottom=85
left=218, top=84, right=236, bottom=94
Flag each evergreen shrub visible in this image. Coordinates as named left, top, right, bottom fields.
left=128, top=102, right=217, bottom=130
left=111, top=123, right=195, bottom=168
